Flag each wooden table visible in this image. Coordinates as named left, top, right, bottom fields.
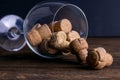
left=0, top=38, right=119, bottom=80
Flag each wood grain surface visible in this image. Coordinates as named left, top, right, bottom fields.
left=0, top=38, right=119, bottom=80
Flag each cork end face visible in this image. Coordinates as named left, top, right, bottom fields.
left=60, top=19, right=72, bottom=33
left=67, top=30, right=80, bottom=42
left=56, top=31, right=67, bottom=41
left=69, top=38, right=81, bottom=54
left=48, top=31, right=70, bottom=51
left=87, top=50, right=100, bottom=67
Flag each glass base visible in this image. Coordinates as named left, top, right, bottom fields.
left=0, top=15, right=26, bottom=51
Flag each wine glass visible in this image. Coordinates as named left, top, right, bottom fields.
left=23, top=2, right=88, bottom=58
left=0, top=15, right=26, bottom=52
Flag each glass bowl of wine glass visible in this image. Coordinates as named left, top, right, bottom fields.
left=23, top=2, right=88, bottom=58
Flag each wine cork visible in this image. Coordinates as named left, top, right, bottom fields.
left=38, top=39, right=58, bottom=55
left=27, top=29, right=42, bottom=46
left=70, top=38, right=88, bottom=53
left=67, top=30, right=80, bottom=42
left=37, top=24, right=52, bottom=40
left=87, top=47, right=113, bottom=69
left=49, top=31, right=70, bottom=51
left=69, top=38, right=88, bottom=64
left=53, top=19, right=72, bottom=33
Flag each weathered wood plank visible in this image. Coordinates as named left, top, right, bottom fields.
left=0, top=38, right=119, bottom=80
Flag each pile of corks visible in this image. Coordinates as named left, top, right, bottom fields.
left=27, top=19, right=113, bottom=70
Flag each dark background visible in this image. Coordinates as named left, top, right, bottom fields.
left=0, top=0, right=120, bottom=37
